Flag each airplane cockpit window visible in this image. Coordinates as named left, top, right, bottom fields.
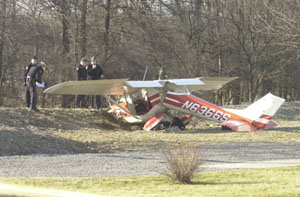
left=134, top=99, right=147, bottom=114
left=132, top=89, right=152, bottom=115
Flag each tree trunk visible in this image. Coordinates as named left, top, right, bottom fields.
left=60, top=0, right=71, bottom=108
left=104, top=0, right=111, bottom=59
left=0, top=0, right=6, bottom=78
left=0, top=0, right=6, bottom=105
left=79, top=0, right=88, bottom=58
left=62, top=3, right=70, bottom=57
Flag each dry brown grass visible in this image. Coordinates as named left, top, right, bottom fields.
left=165, top=145, right=202, bottom=184
left=0, top=105, right=299, bottom=155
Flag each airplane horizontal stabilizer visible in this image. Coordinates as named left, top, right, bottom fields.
left=222, top=120, right=258, bottom=132
left=263, top=121, right=278, bottom=130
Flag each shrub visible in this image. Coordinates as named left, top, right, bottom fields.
left=165, top=145, right=203, bottom=184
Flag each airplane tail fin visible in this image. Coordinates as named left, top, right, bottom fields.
left=222, top=93, right=285, bottom=131
left=243, top=93, right=285, bottom=129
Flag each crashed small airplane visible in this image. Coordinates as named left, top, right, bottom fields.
left=44, top=77, right=285, bottom=131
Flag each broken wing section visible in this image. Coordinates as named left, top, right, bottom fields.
left=43, top=78, right=128, bottom=95
left=143, top=113, right=166, bottom=131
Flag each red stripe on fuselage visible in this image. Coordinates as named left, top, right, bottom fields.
left=163, top=99, right=182, bottom=108
left=166, top=93, right=224, bottom=113
left=149, top=93, right=161, bottom=106
left=165, top=92, right=253, bottom=123
left=151, top=99, right=161, bottom=106
left=149, top=93, right=160, bottom=101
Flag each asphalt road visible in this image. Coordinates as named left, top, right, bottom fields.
left=0, top=142, right=300, bottom=177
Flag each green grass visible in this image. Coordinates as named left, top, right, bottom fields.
left=1, top=167, right=300, bottom=197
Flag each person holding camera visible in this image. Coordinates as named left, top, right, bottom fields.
left=75, top=58, right=88, bottom=108
left=87, top=56, right=104, bottom=111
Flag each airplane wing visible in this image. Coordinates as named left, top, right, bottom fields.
left=43, top=78, right=128, bottom=95
left=126, top=78, right=205, bottom=88
left=44, top=77, right=238, bottom=95
left=126, top=78, right=205, bottom=93
left=126, top=77, right=238, bottom=93
left=188, top=77, right=238, bottom=91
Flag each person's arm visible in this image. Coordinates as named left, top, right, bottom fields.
left=98, top=65, right=104, bottom=79
left=35, top=68, right=43, bottom=84
left=23, top=64, right=30, bottom=84
left=23, top=66, right=27, bottom=84
left=87, top=65, right=93, bottom=75
left=77, top=67, right=82, bottom=80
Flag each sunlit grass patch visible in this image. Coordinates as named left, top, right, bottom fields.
left=1, top=167, right=300, bottom=197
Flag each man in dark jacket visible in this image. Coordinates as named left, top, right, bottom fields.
left=75, top=58, right=88, bottom=108
left=25, top=61, right=48, bottom=111
left=87, top=56, right=104, bottom=110
left=24, top=56, right=38, bottom=108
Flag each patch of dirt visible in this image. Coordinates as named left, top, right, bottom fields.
left=0, top=108, right=138, bottom=131
left=0, top=102, right=299, bottom=156
left=0, top=108, right=140, bottom=156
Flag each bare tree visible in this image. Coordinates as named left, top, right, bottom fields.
left=103, top=0, right=111, bottom=59
left=0, top=0, right=6, bottom=104
left=0, top=0, right=299, bottom=108
left=78, top=0, right=88, bottom=58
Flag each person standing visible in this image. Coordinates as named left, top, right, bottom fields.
left=24, top=56, right=38, bottom=108
left=87, top=56, right=104, bottom=110
left=75, top=58, right=88, bottom=108
left=25, top=61, right=48, bottom=112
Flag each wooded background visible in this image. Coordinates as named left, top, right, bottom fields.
left=0, top=0, right=299, bottom=108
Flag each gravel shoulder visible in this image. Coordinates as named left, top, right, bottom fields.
left=1, top=142, right=300, bottom=177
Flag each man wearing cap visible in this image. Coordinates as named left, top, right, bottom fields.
left=25, top=60, right=48, bottom=112
left=75, top=58, right=88, bottom=108
left=87, top=56, right=104, bottom=111
left=24, top=56, right=38, bottom=108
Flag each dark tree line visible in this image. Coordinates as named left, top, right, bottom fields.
left=0, top=0, right=299, bottom=108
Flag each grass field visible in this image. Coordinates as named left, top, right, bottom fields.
left=0, top=107, right=299, bottom=155
left=1, top=166, right=300, bottom=197
left=0, top=105, right=299, bottom=196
